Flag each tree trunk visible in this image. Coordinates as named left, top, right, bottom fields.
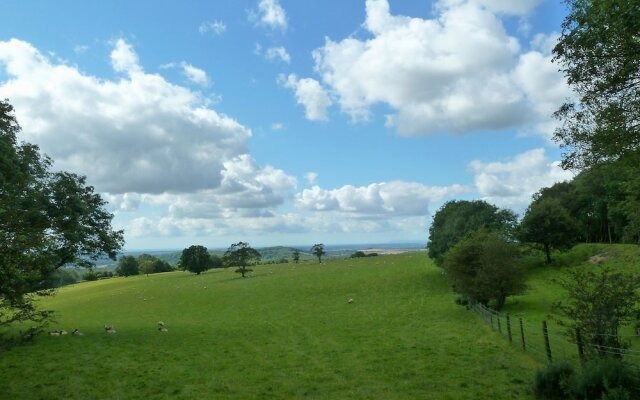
left=544, top=243, right=552, bottom=264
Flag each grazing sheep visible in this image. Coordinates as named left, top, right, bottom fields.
left=348, top=298, right=354, bottom=304
left=72, top=329, right=83, bottom=336
left=158, top=327, right=169, bottom=333
left=49, top=331, right=61, bottom=336
left=60, top=330, right=68, bottom=335
left=104, top=325, right=116, bottom=334
left=157, top=321, right=165, bottom=327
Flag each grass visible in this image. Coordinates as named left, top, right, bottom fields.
left=0, top=253, right=539, bottom=399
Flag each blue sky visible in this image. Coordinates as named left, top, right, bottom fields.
left=0, top=0, right=573, bottom=249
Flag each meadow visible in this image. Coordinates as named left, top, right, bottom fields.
left=0, top=253, right=539, bottom=399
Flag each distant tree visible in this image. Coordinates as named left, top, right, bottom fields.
left=210, top=254, right=223, bottom=269
left=351, top=251, right=366, bottom=258
left=82, top=271, right=98, bottom=281
left=311, top=244, right=326, bottom=263
left=137, top=253, right=173, bottom=275
left=555, top=268, right=640, bottom=359
left=224, top=242, right=261, bottom=278
left=444, top=230, right=525, bottom=310
left=519, top=197, right=580, bottom=264
left=292, top=249, right=300, bottom=264
left=139, top=262, right=154, bottom=276
left=553, top=0, right=640, bottom=169
left=116, top=256, right=139, bottom=277
left=428, top=200, right=517, bottom=266
left=180, top=245, right=211, bottom=275
left=0, top=99, right=123, bottom=334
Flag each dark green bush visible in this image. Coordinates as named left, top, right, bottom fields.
left=533, top=362, right=575, bottom=399
left=570, top=357, right=639, bottom=400
left=82, top=271, right=98, bottom=281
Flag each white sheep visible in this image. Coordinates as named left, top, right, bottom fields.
left=348, top=298, right=354, bottom=304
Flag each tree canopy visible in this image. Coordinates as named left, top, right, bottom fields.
left=444, top=230, right=525, bottom=310
left=311, top=244, right=325, bottom=263
left=224, top=242, right=260, bottom=278
left=180, top=245, right=211, bottom=275
left=0, top=99, right=124, bottom=332
left=427, top=200, right=517, bottom=266
left=553, top=0, right=640, bottom=169
left=116, top=256, right=139, bottom=277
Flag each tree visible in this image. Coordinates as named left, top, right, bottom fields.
left=180, top=245, right=211, bottom=275
left=444, top=230, right=525, bottom=310
left=553, top=0, right=640, bottom=169
left=519, top=197, right=580, bottom=264
left=292, top=249, right=300, bottom=264
left=427, top=200, right=517, bottom=266
left=554, top=268, right=640, bottom=359
left=209, top=254, right=223, bottom=269
left=311, top=244, right=325, bottom=263
left=137, top=253, right=173, bottom=275
left=116, top=256, right=139, bottom=277
left=0, top=99, right=123, bottom=334
left=224, top=242, right=261, bottom=278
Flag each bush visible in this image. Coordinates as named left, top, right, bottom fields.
left=570, top=357, right=639, bottom=400
left=533, top=362, right=575, bottom=399
left=82, top=271, right=98, bottom=281
left=351, top=251, right=366, bottom=258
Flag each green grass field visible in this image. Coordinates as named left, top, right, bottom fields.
left=0, top=253, right=540, bottom=399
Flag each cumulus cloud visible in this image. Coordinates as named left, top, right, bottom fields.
left=308, top=0, right=566, bottom=136
left=295, top=181, right=468, bottom=217
left=470, top=148, right=574, bottom=210
left=265, top=46, right=291, bottom=63
left=252, top=0, right=288, bottom=31
left=181, top=62, right=210, bottom=86
left=199, top=20, right=227, bottom=35
left=278, top=74, right=332, bottom=121
left=305, top=172, right=318, bottom=185
left=0, top=38, right=257, bottom=195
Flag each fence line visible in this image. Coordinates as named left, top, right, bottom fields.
left=467, top=299, right=640, bottom=369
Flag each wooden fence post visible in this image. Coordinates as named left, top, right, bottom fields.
left=543, top=320, right=552, bottom=363
left=519, top=318, right=526, bottom=351
left=506, top=314, right=512, bottom=343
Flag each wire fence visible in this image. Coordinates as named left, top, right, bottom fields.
left=468, top=299, right=640, bottom=371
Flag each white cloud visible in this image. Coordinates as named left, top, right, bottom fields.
left=199, top=20, right=227, bottom=35
left=73, top=45, right=89, bottom=54
left=470, top=148, right=574, bottom=210
left=0, top=38, right=251, bottom=194
left=278, top=74, right=332, bottom=121
left=295, top=181, right=468, bottom=217
left=110, top=38, right=142, bottom=75
left=437, top=0, right=543, bottom=16
left=265, top=46, right=291, bottom=63
left=271, top=122, right=284, bottom=130
left=305, top=172, right=318, bottom=185
left=252, top=0, right=288, bottom=31
left=181, top=62, right=210, bottom=86
left=310, top=0, right=566, bottom=137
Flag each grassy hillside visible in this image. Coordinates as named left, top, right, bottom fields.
left=0, top=253, right=539, bottom=399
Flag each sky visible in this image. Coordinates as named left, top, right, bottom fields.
left=0, top=0, right=574, bottom=250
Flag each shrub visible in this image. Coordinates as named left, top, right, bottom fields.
left=533, top=362, right=574, bottom=399
left=82, top=271, right=98, bottom=281
left=569, top=357, right=639, bottom=400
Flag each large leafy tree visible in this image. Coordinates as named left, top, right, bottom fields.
left=0, top=99, right=124, bottom=333
left=224, top=242, right=261, bottom=278
left=427, top=200, right=517, bottom=266
left=180, top=245, right=211, bottom=275
left=115, top=255, right=139, bottom=277
left=553, top=0, right=640, bottom=169
left=519, top=197, right=580, bottom=264
left=444, top=230, right=525, bottom=310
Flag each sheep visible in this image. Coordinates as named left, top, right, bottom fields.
left=60, top=330, right=68, bottom=335
left=72, top=329, right=83, bottom=336
left=104, top=324, right=116, bottom=334
left=158, top=327, right=169, bottom=333
left=157, top=321, right=165, bottom=327
left=49, top=331, right=61, bottom=336
left=348, top=298, right=354, bottom=304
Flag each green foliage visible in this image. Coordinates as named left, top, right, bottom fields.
left=0, top=99, right=123, bottom=333
left=444, top=230, right=525, bottom=310
left=570, top=357, right=639, bottom=400
left=41, top=269, right=79, bottom=289
left=210, top=254, right=223, bottom=269
left=553, top=0, right=640, bottom=169
left=224, top=241, right=261, bottom=278
left=351, top=251, right=366, bottom=258
left=82, top=272, right=99, bottom=281
left=554, top=267, right=640, bottom=358
left=533, top=362, right=575, bottom=400
left=137, top=253, right=173, bottom=275
left=311, top=243, right=326, bottom=263
left=427, top=200, right=517, bottom=266
left=519, top=197, right=580, bottom=263
left=116, top=256, right=139, bottom=277
left=180, top=245, right=211, bottom=275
